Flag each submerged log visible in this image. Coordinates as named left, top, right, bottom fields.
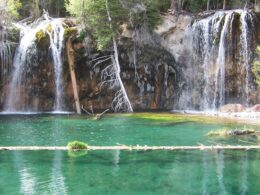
left=1, top=145, right=260, bottom=151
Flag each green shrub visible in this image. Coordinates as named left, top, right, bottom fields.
left=252, top=46, right=260, bottom=87
left=67, top=141, right=88, bottom=150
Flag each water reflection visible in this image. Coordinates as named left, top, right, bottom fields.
left=202, top=151, right=209, bottom=195
left=215, top=150, right=227, bottom=195
left=13, top=151, right=36, bottom=194
left=49, top=151, right=67, bottom=194
left=240, top=151, right=248, bottom=195
left=0, top=150, right=258, bottom=194
left=112, top=150, right=120, bottom=175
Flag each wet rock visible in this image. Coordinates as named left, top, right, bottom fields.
left=219, top=104, right=245, bottom=113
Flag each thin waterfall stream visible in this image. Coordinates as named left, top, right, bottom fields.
left=180, top=9, right=256, bottom=111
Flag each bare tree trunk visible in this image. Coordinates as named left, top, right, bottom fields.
left=244, top=0, right=248, bottom=9
left=207, top=0, right=211, bottom=11
left=223, top=0, right=227, bottom=10
left=105, top=0, right=133, bottom=112
left=31, top=0, right=41, bottom=19
left=170, top=0, right=177, bottom=10
left=66, top=37, right=81, bottom=114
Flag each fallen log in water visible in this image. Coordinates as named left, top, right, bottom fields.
left=1, top=145, right=260, bottom=151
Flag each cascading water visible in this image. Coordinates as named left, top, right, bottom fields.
left=180, top=9, right=256, bottom=111
left=4, top=15, right=65, bottom=112
left=213, top=12, right=233, bottom=109
left=0, top=26, right=12, bottom=85
left=4, top=22, right=44, bottom=112
left=47, top=20, right=65, bottom=111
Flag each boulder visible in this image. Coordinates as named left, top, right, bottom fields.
left=219, top=104, right=245, bottom=113
left=250, top=104, right=260, bottom=112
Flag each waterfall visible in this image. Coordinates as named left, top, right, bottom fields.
left=47, top=20, right=65, bottom=112
left=4, top=22, right=45, bottom=112
left=213, top=12, right=233, bottom=109
left=0, top=26, right=12, bottom=85
left=181, top=9, right=255, bottom=111
left=4, top=16, right=65, bottom=112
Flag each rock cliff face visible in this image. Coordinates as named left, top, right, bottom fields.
left=0, top=10, right=260, bottom=112
left=0, top=19, right=178, bottom=112
left=69, top=35, right=178, bottom=111
left=156, top=10, right=260, bottom=110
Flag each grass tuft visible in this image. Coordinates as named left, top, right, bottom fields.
left=67, top=141, right=88, bottom=150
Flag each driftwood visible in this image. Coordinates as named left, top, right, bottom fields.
left=93, top=109, right=110, bottom=120
left=66, top=37, right=81, bottom=114
left=81, top=105, right=109, bottom=120
left=1, top=145, right=260, bottom=151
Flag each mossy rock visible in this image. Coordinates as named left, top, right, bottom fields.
left=64, top=27, right=78, bottom=39
left=7, top=25, right=20, bottom=43
left=35, top=30, right=50, bottom=48
left=67, top=141, right=88, bottom=150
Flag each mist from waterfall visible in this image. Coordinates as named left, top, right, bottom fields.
left=179, top=9, right=255, bottom=111
left=4, top=16, right=65, bottom=112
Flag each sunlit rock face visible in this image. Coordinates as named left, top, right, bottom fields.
left=158, top=10, right=260, bottom=111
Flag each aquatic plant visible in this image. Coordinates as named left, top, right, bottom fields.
left=207, top=128, right=255, bottom=137
left=67, top=141, right=88, bottom=150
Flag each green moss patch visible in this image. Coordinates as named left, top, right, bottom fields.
left=67, top=141, right=88, bottom=150
left=207, top=128, right=255, bottom=137
left=64, top=27, right=78, bottom=38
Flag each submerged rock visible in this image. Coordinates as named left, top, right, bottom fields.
left=208, top=129, right=256, bottom=137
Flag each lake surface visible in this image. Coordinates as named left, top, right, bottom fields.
left=0, top=113, right=259, bottom=146
left=0, top=113, right=259, bottom=194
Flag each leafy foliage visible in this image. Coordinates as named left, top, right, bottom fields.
left=252, top=46, right=260, bottom=87
left=0, top=0, right=22, bottom=21
left=65, top=0, right=167, bottom=50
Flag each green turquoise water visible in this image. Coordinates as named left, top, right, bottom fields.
left=0, top=113, right=259, bottom=146
left=1, top=150, right=260, bottom=194
left=0, top=113, right=260, bottom=194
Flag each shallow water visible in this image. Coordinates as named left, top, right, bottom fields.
left=1, top=150, right=260, bottom=194
left=0, top=113, right=259, bottom=194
